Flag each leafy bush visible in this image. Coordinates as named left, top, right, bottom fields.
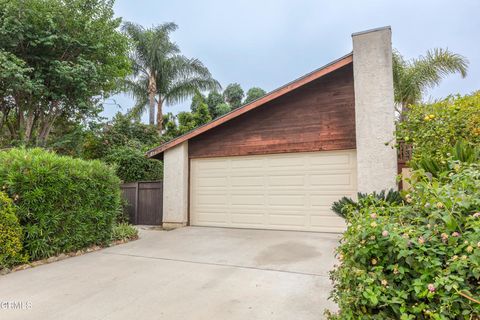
left=413, top=140, right=479, bottom=178
left=81, top=113, right=161, bottom=160
left=396, top=92, right=480, bottom=167
left=327, top=163, right=480, bottom=319
left=0, top=148, right=122, bottom=260
left=331, top=189, right=403, bottom=218
left=103, top=146, right=163, bottom=183
left=0, top=192, right=27, bottom=268
left=111, top=223, right=138, bottom=242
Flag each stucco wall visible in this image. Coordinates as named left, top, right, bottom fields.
left=352, top=27, right=398, bottom=193
left=162, top=141, right=189, bottom=228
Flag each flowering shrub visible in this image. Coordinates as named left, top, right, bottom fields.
left=0, top=192, right=27, bottom=268
left=327, top=163, right=480, bottom=319
left=0, top=148, right=122, bottom=260
left=396, top=91, right=480, bottom=167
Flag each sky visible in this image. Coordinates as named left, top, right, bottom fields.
left=103, top=0, right=480, bottom=121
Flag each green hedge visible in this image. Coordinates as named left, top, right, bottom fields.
left=0, top=191, right=27, bottom=268
left=0, top=148, right=122, bottom=260
left=327, top=162, right=480, bottom=319
left=102, top=146, right=163, bottom=183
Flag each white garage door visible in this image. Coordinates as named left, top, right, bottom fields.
left=190, top=150, right=357, bottom=232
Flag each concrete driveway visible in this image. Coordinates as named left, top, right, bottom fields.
left=0, top=227, right=340, bottom=320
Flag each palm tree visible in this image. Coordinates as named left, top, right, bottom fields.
left=123, top=22, right=220, bottom=133
left=393, top=48, right=468, bottom=119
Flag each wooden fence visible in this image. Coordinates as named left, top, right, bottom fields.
left=120, top=181, right=163, bottom=225
left=397, top=142, right=413, bottom=190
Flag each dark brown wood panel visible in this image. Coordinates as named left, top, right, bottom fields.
left=120, top=181, right=163, bottom=225
left=189, top=63, right=355, bottom=158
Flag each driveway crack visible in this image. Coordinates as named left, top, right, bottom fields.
left=101, top=251, right=329, bottom=278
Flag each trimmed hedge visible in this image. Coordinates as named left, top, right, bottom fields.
left=0, top=148, right=122, bottom=260
left=0, top=191, right=27, bottom=268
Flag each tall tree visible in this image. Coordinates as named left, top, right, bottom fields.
left=123, top=22, right=220, bottom=133
left=245, top=87, right=266, bottom=104
left=223, top=83, right=244, bottom=109
left=206, top=91, right=224, bottom=117
left=393, top=48, right=468, bottom=118
left=214, top=103, right=231, bottom=117
left=190, top=90, right=206, bottom=113
left=0, top=0, right=130, bottom=146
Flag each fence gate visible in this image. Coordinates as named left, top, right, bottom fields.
left=120, top=181, right=163, bottom=225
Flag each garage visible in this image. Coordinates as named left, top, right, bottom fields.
left=147, top=27, right=398, bottom=232
left=190, top=151, right=356, bottom=232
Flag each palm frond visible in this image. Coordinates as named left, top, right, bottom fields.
left=126, top=95, right=149, bottom=121
left=165, top=77, right=221, bottom=105
left=411, top=48, right=468, bottom=92
left=394, top=48, right=469, bottom=108
left=159, top=55, right=221, bottom=104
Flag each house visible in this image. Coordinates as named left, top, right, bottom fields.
left=147, top=26, right=397, bottom=232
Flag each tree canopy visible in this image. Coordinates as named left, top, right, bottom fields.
left=245, top=87, right=267, bottom=104
left=0, top=0, right=130, bottom=146
left=223, top=83, right=244, bottom=109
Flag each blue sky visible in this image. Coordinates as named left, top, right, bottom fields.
left=103, top=0, right=480, bottom=120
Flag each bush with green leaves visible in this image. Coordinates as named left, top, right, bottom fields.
left=396, top=92, right=480, bottom=167
left=82, top=113, right=161, bottom=160
left=0, top=191, right=27, bottom=269
left=0, top=148, right=122, bottom=260
left=331, top=189, right=403, bottom=218
left=327, top=163, right=480, bottom=319
left=103, top=146, right=163, bottom=183
left=111, top=223, right=138, bottom=242
left=412, top=140, right=479, bottom=178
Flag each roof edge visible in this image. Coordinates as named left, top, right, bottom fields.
left=147, top=52, right=353, bottom=159
left=351, top=26, right=391, bottom=37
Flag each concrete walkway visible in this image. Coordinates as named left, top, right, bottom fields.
left=0, top=227, right=340, bottom=320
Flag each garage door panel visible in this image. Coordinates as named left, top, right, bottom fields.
left=230, top=213, right=265, bottom=224
left=308, top=153, right=351, bottom=166
left=310, top=193, right=356, bottom=207
left=268, top=175, right=306, bottom=187
left=231, top=194, right=265, bottom=206
left=196, top=159, right=229, bottom=170
left=268, top=214, right=306, bottom=227
left=231, top=158, right=264, bottom=168
left=197, top=177, right=228, bottom=187
left=190, top=150, right=356, bottom=232
left=268, top=156, right=305, bottom=167
left=268, top=195, right=306, bottom=206
left=230, top=176, right=265, bottom=187
left=196, top=193, right=228, bottom=206
left=195, top=212, right=228, bottom=223
left=310, top=173, right=353, bottom=186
